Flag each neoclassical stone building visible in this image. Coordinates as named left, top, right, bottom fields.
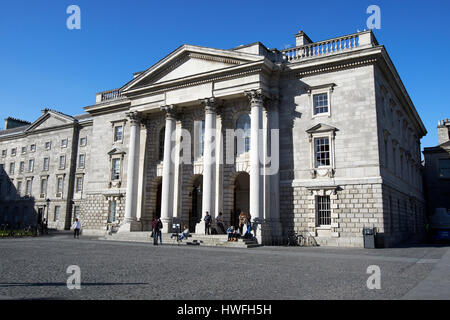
left=0, top=30, right=427, bottom=247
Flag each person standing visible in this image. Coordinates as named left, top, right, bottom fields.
left=216, top=212, right=226, bottom=234
left=152, top=217, right=159, bottom=245
left=204, top=211, right=212, bottom=235
left=157, top=218, right=163, bottom=245
left=72, top=218, right=81, bottom=239
left=245, top=212, right=252, bottom=238
left=239, top=211, right=246, bottom=235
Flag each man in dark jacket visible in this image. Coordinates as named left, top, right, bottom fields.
left=152, top=218, right=161, bottom=245
left=204, top=211, right=212, bottom=235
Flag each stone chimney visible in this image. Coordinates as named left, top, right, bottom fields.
left=4, top=117, right=31, bottom=130
left=437, top=118, right=450, bottom=145
left=295, top=30, right=313, bottom=46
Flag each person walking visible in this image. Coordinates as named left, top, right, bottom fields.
left=204, top=211, right=212, bottom=235
left=72, top=218, right=81, bottom=239
left=216, top=212, right=226, bottom=234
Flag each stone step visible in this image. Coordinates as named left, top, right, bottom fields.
left=100, top=232, right=261, bottom=248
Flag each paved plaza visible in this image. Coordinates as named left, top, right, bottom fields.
left=0, top=234, right=449, bottom=300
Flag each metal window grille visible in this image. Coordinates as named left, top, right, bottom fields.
left=313, top=93, right=328, bottom=115
left=314, top=137, right=330, bottom=167
left=317, top=195, right=331, bottom=226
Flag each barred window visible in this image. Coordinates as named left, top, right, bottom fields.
left=314, top=137, right=330, bottom=167
left=317, top=195, right=331, bottom=226
left=313, top=93, right=328, bottom=115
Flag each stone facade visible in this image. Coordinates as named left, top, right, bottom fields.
left=423, top=119, right=450, bottom=220
left=0, top=30, right=428, bottom=247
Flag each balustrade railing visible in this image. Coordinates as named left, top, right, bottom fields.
left=97, top=89, right=122, bottom=102
left=281, top=31, right=376, bottom=62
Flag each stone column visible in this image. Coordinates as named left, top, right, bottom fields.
left=119, top=111, right=141, bottom=233
left=245, top=89, right=264, bottom=239
left=197, top=98, right=216, bottom=234
left=160, top=105, right=176, bottom=233
left=267, top=97, right=282, bottom=242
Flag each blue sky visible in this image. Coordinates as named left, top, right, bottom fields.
left=0, top=0, right=449, bottom=149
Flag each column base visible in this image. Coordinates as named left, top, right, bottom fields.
left=117, top=219, right=141, bottom=233
left=195, top=220, right=216, bottom=235
left=251, top=219, right=279, bottom=245
left=160, top=217, right=173, bottom=233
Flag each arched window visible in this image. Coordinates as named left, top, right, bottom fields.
left=159, top=127, right=165, bottom=161
left=236, top=114, right=251, bottom=155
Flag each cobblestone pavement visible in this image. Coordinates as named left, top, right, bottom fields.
left=0, top=234, right=448, bottom=300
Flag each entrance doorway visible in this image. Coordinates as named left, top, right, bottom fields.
left=190, top=175, right=203, bottom=232
left=232, top=172, right=250, bottom=228
left=155, top=180, right=162, bottom=219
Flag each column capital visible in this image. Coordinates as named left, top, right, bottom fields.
left=199, top=97, right=218, bottom=114
left=126, top=111, right=141, bottom=125
left=244, top=89, right=268, bottom=106
left=160, top=105, right=177, bottom=120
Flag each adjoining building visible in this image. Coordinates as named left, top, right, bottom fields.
left=0, top=29, right=427, bottom=247
left=423, top=119, right=450, bottom=227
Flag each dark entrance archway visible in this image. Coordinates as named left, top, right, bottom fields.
left=190, top=175, right=203, bottom=232
left=155, top=180, right=162, bottom=219
left=232, top=172, right=250, bottom=228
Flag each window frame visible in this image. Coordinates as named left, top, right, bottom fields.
left=78, top=154, right=86, bottom=169
left=59, top=155, right=66, bottom=170
left=61, top=139, right=68, bottom=148
left=111, top=158, right=121, bottom=181
left=45, top=141, right=52, bottom=150
left=307, top=84, right=335, bottom=119
left=439, top=158, right=450, bottom=179
left=316, top=195, right=331, bottom=227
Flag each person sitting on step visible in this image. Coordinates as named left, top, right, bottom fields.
left=178, top=225, right=190, bottom=241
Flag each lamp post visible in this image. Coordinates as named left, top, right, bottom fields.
left=45, top=198, right=50, bottom=234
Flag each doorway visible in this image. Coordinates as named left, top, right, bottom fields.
left=232, top=172, right=250, bottom=228
left=190, top=175, right=203, bottom=232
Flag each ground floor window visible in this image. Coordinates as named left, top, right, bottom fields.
left=108, top=200, right=117, bottom=223
left=54, top=206, right=60, bottom=222
left=317, top=195, right=331, bottom=226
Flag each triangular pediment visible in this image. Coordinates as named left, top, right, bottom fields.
left=25, top=110, right=75, bottom=132
left=107, top=147, right=126, bottom=156
left=121, top=45, right=264, bottom=93
left=306, top=123, right=338, bottom=134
